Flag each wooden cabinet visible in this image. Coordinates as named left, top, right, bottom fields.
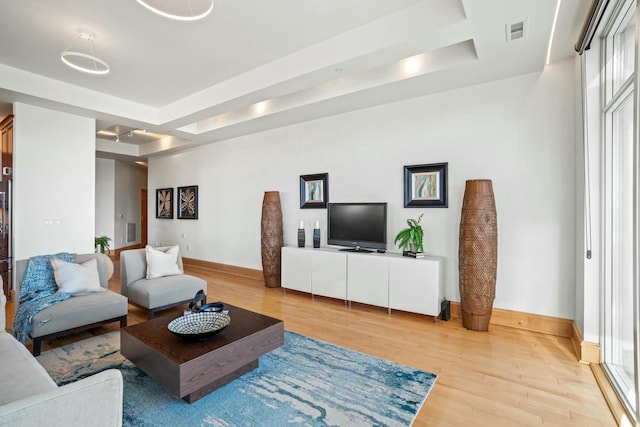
left=281, top=246, right=444, bottom=317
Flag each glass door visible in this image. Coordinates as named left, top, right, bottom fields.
left=600, top=0, right=639, bottom=418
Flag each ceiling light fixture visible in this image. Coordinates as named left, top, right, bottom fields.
left=112, top=128, right=142, bottom=142
left=254, top=101, right=268, bottom=115
left=402, top=56, right=423, bottom=75
left=135, top=0, right=214, bottom=21
left=60, top=32, right=110, bottom=75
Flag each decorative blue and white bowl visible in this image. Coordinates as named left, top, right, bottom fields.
left=167, top=312, right=231, bottom=340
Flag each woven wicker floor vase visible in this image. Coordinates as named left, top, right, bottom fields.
left=458, top=180, right=497, bottom=331
left=261, top=191, right=283, bottom=288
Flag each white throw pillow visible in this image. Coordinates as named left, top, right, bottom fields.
left=51, top=257, right=104, bottom=295
left=145, top=245, right=182, bottom=279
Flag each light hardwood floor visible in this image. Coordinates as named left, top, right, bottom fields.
left=5, top=262, right=615, bottom=426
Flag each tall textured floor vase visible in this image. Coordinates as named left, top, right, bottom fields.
left=458, top=180, right=497, bottom=331
left=261, top=191, right=283, bottom=288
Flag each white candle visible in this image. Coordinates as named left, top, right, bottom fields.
left=299, top=220, right=304, bottom=229
left=314, top=220, right=320, bottom=229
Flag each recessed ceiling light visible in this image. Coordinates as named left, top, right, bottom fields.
left=135, top=0, right=214, bottom=21
left=402, top=56, right=423, bottom=75
left=254, top=101, right=269, bottom=115
left=60, top=32, right=109, bottom=75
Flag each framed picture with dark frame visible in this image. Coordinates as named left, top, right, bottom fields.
left=403, top=163, right=448, bottom=208
left=177, top=185, right=199, bottom=219
left=156, top=188, right=174, bottom=219
left=300, top=173, right=329, bottom=209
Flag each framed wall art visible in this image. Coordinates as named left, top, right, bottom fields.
left=178, top=185, right=199, bottom=219
left=300, top=173, right=328, bottom=209
left=156, top=188, right=174, bottom=219
left=403, top=163, right=448, bottom=208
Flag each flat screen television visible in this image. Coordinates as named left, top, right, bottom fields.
left=327, top=202, right=387, bottom=252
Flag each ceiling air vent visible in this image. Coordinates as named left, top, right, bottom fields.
left=506, top=20, right=526, bottom=42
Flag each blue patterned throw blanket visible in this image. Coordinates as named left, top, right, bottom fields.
left=13, top=253, right=75, bottom=343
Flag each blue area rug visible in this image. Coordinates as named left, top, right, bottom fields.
left=37, top=330, right=436, bottom=426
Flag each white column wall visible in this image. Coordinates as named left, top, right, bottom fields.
left=149, top=58, right=577, bottom=319
left=13, top=103, right=95, bottom=259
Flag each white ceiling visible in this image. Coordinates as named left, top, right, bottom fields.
left=0, top=0, right=589, bottom=163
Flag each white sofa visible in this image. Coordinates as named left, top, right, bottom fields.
left=0, top=293, right=123, bottom=427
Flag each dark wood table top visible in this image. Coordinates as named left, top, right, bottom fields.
left=122, top=303, right=283, bottom=364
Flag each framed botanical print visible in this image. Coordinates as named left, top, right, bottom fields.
left=156, top=188, right=174, bottom=219
left=178, top=185, right=198, bottom=219
left=300, top=173, right=328, bottom=209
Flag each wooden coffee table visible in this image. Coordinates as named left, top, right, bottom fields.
left=120, top=303, right=284, bottom=403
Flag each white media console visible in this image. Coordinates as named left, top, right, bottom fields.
left=281, top=246, right=445, bottom=318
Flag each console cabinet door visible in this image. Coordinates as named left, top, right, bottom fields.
left=389, top=257, right=443, bottom=316
left=312, top=251, right=347, bottom=300
left=347, top=253, right=389, bottom=307
left=281, top=247, right=311, bottom=293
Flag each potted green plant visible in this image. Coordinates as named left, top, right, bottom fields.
left=394, top=214, right=424, bottom=253
left=95, top=236, right=112, bottom=254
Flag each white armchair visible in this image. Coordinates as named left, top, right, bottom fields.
left=120, top=246, right=207, bottom=319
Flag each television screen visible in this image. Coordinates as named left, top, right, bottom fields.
left=327, top=203, right=387, bottom=252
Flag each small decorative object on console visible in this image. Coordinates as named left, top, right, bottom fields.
left=167, top=312, right=231, bottom=340
left=313, top=220, right=320, bottom=248
left=402, top=251, right=426, bottom=258
left=297, top=220, right=305, bottom=248
left=188, top=289, right=224, bottom=313
left=394, top=214, right=425, bottom=253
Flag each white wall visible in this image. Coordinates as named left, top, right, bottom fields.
left=113, top=161, right=147, bottom=249
left=95, top=158, right=115, bottom=243
left=149, top=58, right=577, bottom=319
left=13, top=103, right=96, bottom=259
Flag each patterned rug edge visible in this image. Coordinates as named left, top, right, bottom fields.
left=37, top=329, right=437, bottom=426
